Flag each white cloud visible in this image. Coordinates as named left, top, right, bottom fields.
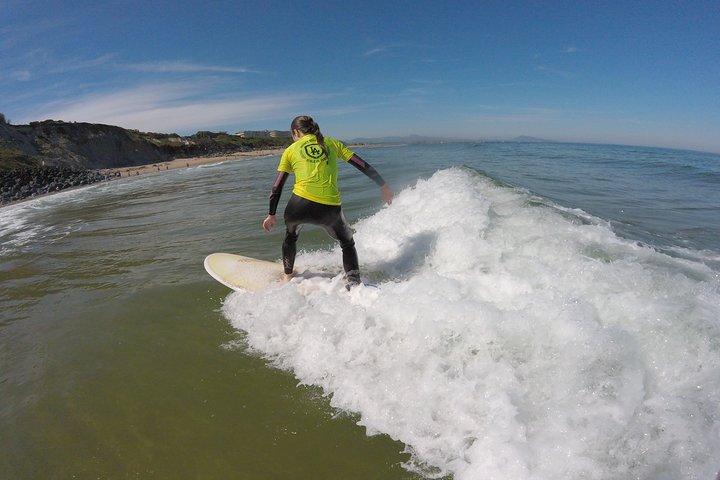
left=363, top=42, right=419, bottom=57
left=49, top=54, right=117, bottom=74
left=1, top=50, right=115, bottom=84
left=364, top=46, right=387, bottom=56
left=564, top=46, right=580, bottom=54
left=26, top=82, right=305, bottom=133
left=126, top=61, right=257, bottom=74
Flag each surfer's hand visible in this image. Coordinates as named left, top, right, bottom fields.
left=381, top=184, right=394, bottom=205
left=263, top=215, right=276, bottom=232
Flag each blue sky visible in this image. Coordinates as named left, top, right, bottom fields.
left=2, top=0, right=719, bottom=153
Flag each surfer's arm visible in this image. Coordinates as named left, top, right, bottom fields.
left=348, top=155, right=394, bottom=205
left=348, top=154, right=385, bottom=186
left=264, top=171, right=289, bottom=231
left=268, top=171, right=289, bottom=215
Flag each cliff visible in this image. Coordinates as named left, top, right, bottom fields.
left=0, top=119, right=291, bottom=205
left=0, top=120, right=291, bottom=171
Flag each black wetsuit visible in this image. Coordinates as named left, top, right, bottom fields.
left=268, top=148, right=386, bottom=285
left=282, top=194, right=359, bottom=279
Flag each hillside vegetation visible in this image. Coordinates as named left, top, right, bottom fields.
left=0, top=118, right=291, bottom=171
left=0, top=116, right=292, bottom=204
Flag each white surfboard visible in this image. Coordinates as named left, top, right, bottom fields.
left=204, top=252, right=378, bottom=292
left=204, top=253, right=284, bottom=291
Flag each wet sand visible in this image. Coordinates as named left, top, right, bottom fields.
left=99, top=148, right=284, bottom=177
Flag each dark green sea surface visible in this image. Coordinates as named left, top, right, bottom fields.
left=1, top=155, right=420, bottom=479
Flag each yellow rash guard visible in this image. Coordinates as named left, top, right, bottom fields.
left=277, top=134, right=354, bottom=206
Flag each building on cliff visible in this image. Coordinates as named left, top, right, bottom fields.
left=234, top=130, right=291, bottom=138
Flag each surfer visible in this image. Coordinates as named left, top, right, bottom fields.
left=262, top=115, right=394, bottom=289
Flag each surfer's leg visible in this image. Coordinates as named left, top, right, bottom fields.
left=282, top=228, right=299, bottom=275
left=341, top=244, right=361, bottom=286
left=282, top=195, right=306, bottom=275
left=285, top=195, right=360, bottom=285
left=323, top=210, right=360, bottom=286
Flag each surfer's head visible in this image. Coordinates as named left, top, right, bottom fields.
left=291, top=115, right=325, bottom=150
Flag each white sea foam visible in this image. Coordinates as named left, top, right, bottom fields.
left=0, top=189, right=89, bottom=255
left=0, top=179, right=151, bottom=255
left=223, top=168, right=720, bottom=480
left=197, top=161, right=228, bottom=168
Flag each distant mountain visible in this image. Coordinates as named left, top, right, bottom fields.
left=511, top=135, right=554, bottom=143
left=347, top=134, right=467, bottom=144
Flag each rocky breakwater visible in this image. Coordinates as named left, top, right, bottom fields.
left=1, top=166, right=111, bottom=205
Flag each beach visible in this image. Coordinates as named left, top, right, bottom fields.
left=99, top=147, right=285, bottom=177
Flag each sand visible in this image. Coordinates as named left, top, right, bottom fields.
left=99, top=148, right=285, bottom=178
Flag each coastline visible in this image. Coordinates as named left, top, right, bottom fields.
left=97, top=143, right=379, bottom=178
left=3, top=144, right=380, bottom=207
left=98, top=147, right=285, bottom=177
left=0, top=148, right=285, bottom=208
left=3, top=143, right=382, bottom=207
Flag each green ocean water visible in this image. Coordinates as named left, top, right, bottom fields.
left=5, top=284, right=413, bottom=479
left=1, top=155, right=419, bottom=479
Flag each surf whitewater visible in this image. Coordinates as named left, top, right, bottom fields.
left=223, top=167, right=720, bottom=479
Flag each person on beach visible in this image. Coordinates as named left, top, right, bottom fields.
left=262, top=115, right=394, bottom=289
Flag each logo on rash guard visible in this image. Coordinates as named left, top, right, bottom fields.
left=303, top=144, right=325, bottom=161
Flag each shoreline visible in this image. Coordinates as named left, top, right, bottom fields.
left=0, top=148, right=285, bottom=208
left=2, top=144, right=379, bottom=207
left=98, top=147, right=285, bottom=178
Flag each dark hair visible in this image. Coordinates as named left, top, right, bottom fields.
left=291, top=115, right=326, bottom=152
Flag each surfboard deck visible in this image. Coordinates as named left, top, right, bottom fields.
left=204, top=252, right=379, bottom=292
left=204, top=253, right=284, bottom=291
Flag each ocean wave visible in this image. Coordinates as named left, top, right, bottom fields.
left=221, top=167, right=719, bottom=478
left=0, top=189, right=93, bottom=256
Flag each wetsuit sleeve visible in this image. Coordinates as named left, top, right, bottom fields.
left=269, top=171, right=289, bottom=215
left=348, top=154, right=386, bottom=187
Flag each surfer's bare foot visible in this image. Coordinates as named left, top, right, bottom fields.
left=345, top=271, right=361, bottom=291
left=281, top=272, right=295, bottom=283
